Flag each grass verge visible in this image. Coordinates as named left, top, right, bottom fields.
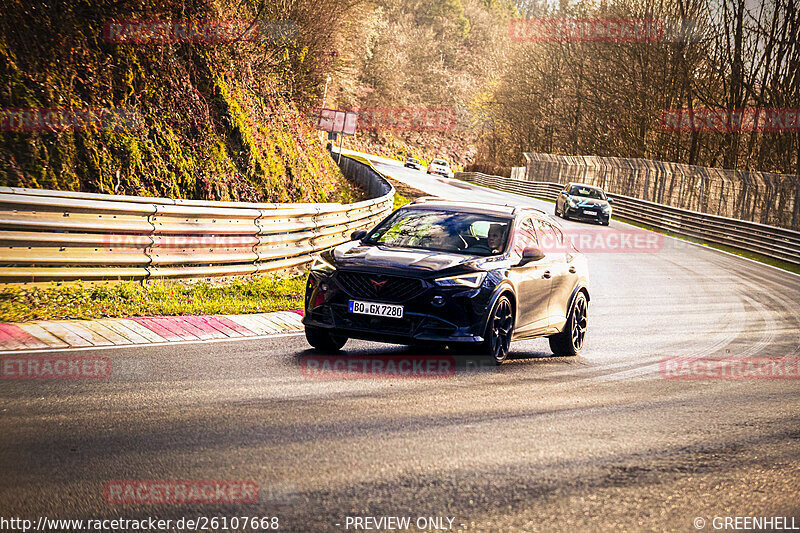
left=394, top=191, right=410, bottom=209
left=0, top=273, right=307, bottom=323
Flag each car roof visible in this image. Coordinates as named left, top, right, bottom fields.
left=407, top=198, right=547, bottom=218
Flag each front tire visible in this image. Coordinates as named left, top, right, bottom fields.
left=549, top=292, right=588, bottom=356
left=479, top=296, right=514, bottom=364
left=305, top=326, right=347, bottom=352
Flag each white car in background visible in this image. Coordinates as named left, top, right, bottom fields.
left=426, top=158, right=454, bottom=178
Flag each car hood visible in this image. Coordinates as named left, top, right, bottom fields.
left=571, top=197, right=609, bottom=208
left=330, top=241, right=482, bottom=276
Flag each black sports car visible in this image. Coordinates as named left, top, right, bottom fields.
left=555, top=183, right=612, bottom=225
left=303, top=199, right=590, bottom=363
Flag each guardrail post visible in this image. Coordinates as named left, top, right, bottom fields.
left=252, top=208, right=264, bottom=266
left=144, top=203, right=158, bottom=284
left=739, top=174, right=749, bottom=221
left=762, top=179, right=773, bottom=225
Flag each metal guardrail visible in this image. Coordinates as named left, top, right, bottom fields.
left=457, top=172, right=800, bottom=266
left=0, top=155, right=394, bottom=284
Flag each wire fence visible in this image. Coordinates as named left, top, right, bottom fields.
left=523, top=152, right=800, bottom=230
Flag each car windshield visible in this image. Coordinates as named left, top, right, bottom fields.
left=570, top=186, right=606, bottom=200
left=364, top=209, right=511, bottom=256
left=432, top=159, right=448, bottom=166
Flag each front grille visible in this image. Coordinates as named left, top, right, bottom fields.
left=335, top=272, right=425, bottom=302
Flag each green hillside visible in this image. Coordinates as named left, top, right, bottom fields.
left=0, top=0, right=353, bottom=203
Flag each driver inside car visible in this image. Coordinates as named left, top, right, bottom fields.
left=487, top=223, right=506, bottom=253
left=466, top=223, right=507, bottom=255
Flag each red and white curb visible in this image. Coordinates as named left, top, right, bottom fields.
left=0, top=311, right=304, bottom=352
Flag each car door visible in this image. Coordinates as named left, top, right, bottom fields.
left=536, top=219, right=576, bottom=331
left=506, top=217, right=554, bottom=337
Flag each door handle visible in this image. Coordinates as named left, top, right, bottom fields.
left=569, top=266, right=576, bottom=274
left=543, top=271, right=551, bottom=279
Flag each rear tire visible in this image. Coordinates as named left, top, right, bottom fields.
left=549, top=292, right=588, bottom=357
left=305, top=326, right=347, bottom=352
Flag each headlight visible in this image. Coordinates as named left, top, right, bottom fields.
left=602, top=205, right=611, bottom=212
left=310, top=256, right=336, bottom=274
left=434, top=272, right=486, bottom=288
left=568, top=198, right=578, bottom=207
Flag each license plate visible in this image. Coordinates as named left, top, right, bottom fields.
left=349, top=300, right=404, bottom=318
left=583, top=209, right=597, bottom=215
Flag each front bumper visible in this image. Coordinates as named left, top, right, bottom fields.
left=566, top=206, right=610, bottom=223
left=427, top=169, right=451, bottom=177
left=303, top=270, right=494, bottom=344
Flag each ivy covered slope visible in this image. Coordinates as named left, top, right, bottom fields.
left=0, top=1, right=352, bottom=203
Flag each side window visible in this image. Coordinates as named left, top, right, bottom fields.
left=514, top=218, right=538, bottom=255
left=535, top=219, right=566, bottom=253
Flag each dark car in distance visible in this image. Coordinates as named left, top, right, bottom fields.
left=404, top=157, right=422, bottom=170
left=303, top=199, right=590, bottom=363
left=555, top=183, right=612, bottom=225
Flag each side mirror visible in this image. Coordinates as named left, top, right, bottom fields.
left=560, top=191, right=568, bottom=195
left=351, top=230, right=367, bottom=241
left=607, top=197, right=614, bottom=204
left=518, top=246, right=545, bottom=266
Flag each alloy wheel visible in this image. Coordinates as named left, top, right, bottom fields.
left=571, top=296, right=588, bottom=351
left=490, top=298, right=514, bottom=363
